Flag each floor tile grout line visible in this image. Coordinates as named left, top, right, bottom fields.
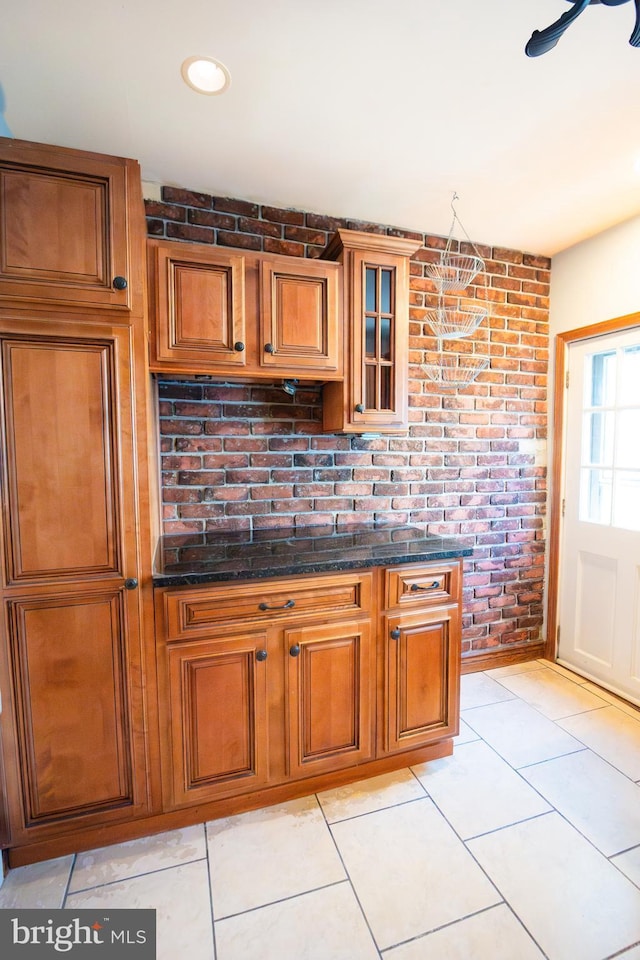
left=212, top=876, right=347, bottom=922
left=64, top=855, right=208, bottom=897
left=321, top=790, right=429, bottom=827
left=316, top=793, right=384, bottom=960
left=61, top=852, right=77, bottom=909
left=202, top=823, right=218, bottom=960
left=604, top=937, right=640, bottom=959
left=377, top=903, right=513, bottom=956
left=421, top=784, right=549, bottom=960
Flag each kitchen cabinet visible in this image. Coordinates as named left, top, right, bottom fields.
left=0, top=139, right=140, bottom=314
left=383, top=562, right=461, bottom=753
left=148, top=239, right=342, bottom=380
left=154, top=560, right=460, bottom=814
left=163, top=632, right=270, bottom=808
left=286, top=620, right=374, bottom=777
left=321, top=229, right=421, bottom=434
left=0, top=139, right=156, bottom=864
left=155, top=571, right=374, bottom=809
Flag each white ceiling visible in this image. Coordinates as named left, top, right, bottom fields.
left=3, top=0, right=640, bottom=256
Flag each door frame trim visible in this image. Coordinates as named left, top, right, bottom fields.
left=546, top=310, right=640, bottom=660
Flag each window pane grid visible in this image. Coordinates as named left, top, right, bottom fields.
left=579, top=344, right=640, bottom=529
left=362, top=266, right=395, bottom=411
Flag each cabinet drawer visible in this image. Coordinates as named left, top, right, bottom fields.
left=385, top=562, right=460, bottom=610
left=161, top=571, right=373, bottom=641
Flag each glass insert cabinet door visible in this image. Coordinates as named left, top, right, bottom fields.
left=363, top=264, right=396, bottom=412
left=580, top=341, right=640, bottom=531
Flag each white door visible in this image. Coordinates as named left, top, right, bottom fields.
left=558, top=327, right=640, bottom=706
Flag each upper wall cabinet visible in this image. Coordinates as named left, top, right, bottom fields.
left=0, top=138, right=142, bottom=314
left=148, top=241, right=247, bottom=372
left=259, top=255, right=340, bottom=376
left=147, top=239, right=342, bottom=380
left=321, top=229, right=421, bottom=434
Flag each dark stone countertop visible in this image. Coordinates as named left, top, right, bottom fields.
left=153, top=523, right=474, bottom=587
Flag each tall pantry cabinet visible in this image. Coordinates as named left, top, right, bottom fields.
left=0, top=138, right=157, bottom=864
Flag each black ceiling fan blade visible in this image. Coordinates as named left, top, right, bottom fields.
left=526, top=0, right=593, bottom=56
left=630, top=0, right=640, bottom=44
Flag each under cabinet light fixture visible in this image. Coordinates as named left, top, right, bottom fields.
left=181, top=56, right=231, bottom=95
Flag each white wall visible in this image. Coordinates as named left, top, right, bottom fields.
left=543, top=214, right=640, bottom=644
left=550, top=214, right=640, bottom=337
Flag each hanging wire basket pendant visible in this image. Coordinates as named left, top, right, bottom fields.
left=421, top=192, right=490, bottom=391
left=422, top=354, right=490, bottom=391
left=424, top=302, right=488, bottom=340
left=424, top=193, right=485, bottom=294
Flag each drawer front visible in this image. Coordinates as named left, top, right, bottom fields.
left=385, top=562, right=461, bottom=610
left=161, top=571, right=373, bottom=641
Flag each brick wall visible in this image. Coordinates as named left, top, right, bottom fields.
left=147, top=188, right=550, bottom=657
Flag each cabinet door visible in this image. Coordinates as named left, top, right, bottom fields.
left=0, top=323, right=149, bottom=841
left=385, top=607, right=460, bottom=753
left=259, top=257, right=341, bottom=375
left=286, top=620, right=374, bottom=778
left=352, top=251, right=407, bottom=429
left=0, top=139, right=133, bottom=311
left=322, top=230, right=420, bottom=434
left=162, top=633, right=270, bottom=808
left=1, top=333, right=127, bottom=586
left=6, top=590, right=144, bottom=827
left=149, top=240, right=247, bottom=372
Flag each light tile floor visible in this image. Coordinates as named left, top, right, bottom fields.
left=3, top=659, right=640, bottom=960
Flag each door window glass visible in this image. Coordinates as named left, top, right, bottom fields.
left=580, top=343, right=640, bottom=530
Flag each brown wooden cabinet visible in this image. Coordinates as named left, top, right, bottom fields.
left=155, top=561, right=461, bottom=816
left=0, top=140, right=156, bottom=864
left=163, top=631, right=270, bottom=809
left=285, top=620, right=374, bottom=778
left=148, top=240, right=341, bottom=380
left=383, top=562, right=461, bottom=754
left=321, top=229, right=421, bottom=434
left=0, top=139, right=141, bottom=314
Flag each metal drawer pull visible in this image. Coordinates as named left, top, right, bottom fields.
left=258, top=599, right=295, bottom=611
left=410, top=581, right=440, bottom=592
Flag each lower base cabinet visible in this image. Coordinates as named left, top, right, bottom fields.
left=156, top=561, right=461, bottom=814
left=163, top=631, right=270, bottom=808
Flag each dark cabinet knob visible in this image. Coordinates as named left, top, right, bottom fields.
left=124, top=578, right=138, bottom=590
left=355, top=403, right=365, bottom=414
left=255, top=649, right=268, bottom=662
left=112, top=276, right=128, bottom=290
left=234, top=341, right=245, bottom=352
left=264, top=343, right=276, bottom=354
left=289, top=644, right=301, bottom=657
left=411, top=581, right=440, bottom=592
left=390, top=628, right=401, bottom=641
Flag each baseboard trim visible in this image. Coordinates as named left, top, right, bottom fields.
left=461, top=641, right=546, bottom=674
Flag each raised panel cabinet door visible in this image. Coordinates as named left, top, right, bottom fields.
left=163, top=633, right=270, bottom=808
left=0, top=333, right=127, bottom=585
left=321, top=230, right=420, bottom=434
left=385, top=607, right=461, bottom=753
left=149, top=241, right=247, bottom=371
left=0, top=139, right=133, bottom=310
left=285, top=620, right=374, bottom=778
left=6, top=589, right=145, bottom=827
left=259, top=257, right=341, bottom=376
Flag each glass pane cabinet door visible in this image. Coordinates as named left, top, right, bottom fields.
left=362, top=265, right=395, bottom=411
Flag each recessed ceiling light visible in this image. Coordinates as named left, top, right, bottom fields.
left=181, top=56, right=231, bottom=95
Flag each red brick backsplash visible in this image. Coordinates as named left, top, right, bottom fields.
left=148, top=188, right=549, bottom=657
